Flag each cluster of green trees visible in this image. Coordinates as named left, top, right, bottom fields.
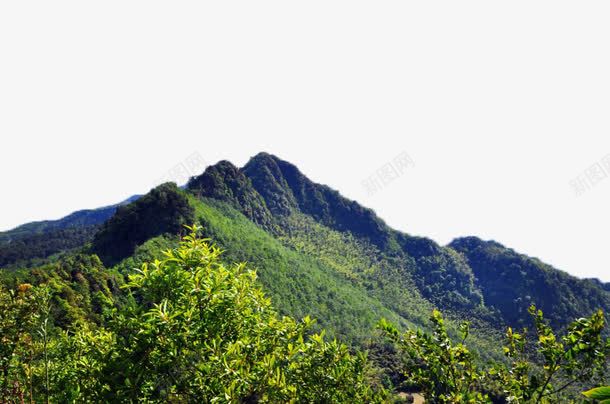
left=92, top=183, right=195, bottom=266
left=191, top=197, right=411, bottom=347
left=450, top=237, right=610, bottom=330
left=4, top=155, right=610, bottom=401
left=380, top=307, right=610, bottom=402
left=0, top=226, right=383, bottom=402
left=195, top=154, right=610, bottom=328
left=0, top=203, right=121, bottom=269
left=1, top=226, right=609, bottom=402
left=0, top=227, right=100, bottom=269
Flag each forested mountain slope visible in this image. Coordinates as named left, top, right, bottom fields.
left=3, top=152, right=609, bottom=354
left=450, top=236, right=610, bottom=329
left=0, top=195, right=139, bottom=268
left=187, top=153, right=610, bottom=331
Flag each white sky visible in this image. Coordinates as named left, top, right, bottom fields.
left=1, top=2, right=610, bottom=281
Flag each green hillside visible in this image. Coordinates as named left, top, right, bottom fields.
left=0, top=195, right=139, bottom=269
left=1, top=152, right=609, bottom=401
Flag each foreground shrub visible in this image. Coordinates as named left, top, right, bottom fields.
left=55, top=225, right=385, bottom=402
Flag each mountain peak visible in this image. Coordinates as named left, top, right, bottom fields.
left=242, top=153, right=299, bottom=215
left=249, top=151, right=281, bottom=162
left=449, top=236, right=505, bottom=251
left=243, top=153, right=392, bottom=248
left=187, top=160, right=273, bottom=227
left=187, top=160, right=245, bottom=196
left=92, top=182, right=195, bottom=265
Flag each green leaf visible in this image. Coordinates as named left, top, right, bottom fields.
left=583, top=386, right=610, bottom=400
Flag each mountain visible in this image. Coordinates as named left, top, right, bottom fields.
left=91, top=184, right=193, bottom=265
left=242, top=152, right=392, bottom=248
left=3, top=153, right=610, bottom=357
left=186, top=152, right=609, bottom=331
left=450, top=236, right=610, bottom=328
left=0, top=195, right=139, bottom=268
left=2, top=152, right=608, bottom=401
left=191, top=154, right=486, bottom=313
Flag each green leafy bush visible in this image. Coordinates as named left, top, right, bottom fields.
left=380, top=306, right=610, bottom=403
left=1, top=226, right=386, bottom=402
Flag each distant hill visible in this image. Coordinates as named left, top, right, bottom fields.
left=450, top=236, right=610, bottom=329
left=0, top=195, right=139, bottom=268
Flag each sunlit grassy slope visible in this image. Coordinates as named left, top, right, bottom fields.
left=169, top=194, right=505, bottom=361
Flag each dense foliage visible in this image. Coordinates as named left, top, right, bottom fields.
left=0, top=202, right=128, bottom=269
left=187, top=160, right=274, bottom=229
left=92, top=183, right=194, bottom=265
left=2, top=228, right=608, bottom=401
left=216, top=154, right=610, bottom=331
left=0, top=227, right=385, bottom=402
left=8, top=153, right=609, bottom=346
left=1, top=222, right=608, bottom=401
left=451, top=237, right=610, bottom=329
left=0, top=226, right=100, bottom=269
left=3, top=152, right=610, bottom=401
left=0, top=253, right=124, bottom=329
left=242, top=152, right=392, bottom=249
left=380, top=307, right=610, bottom=403
left=191, top=196, right=410, bottom=346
